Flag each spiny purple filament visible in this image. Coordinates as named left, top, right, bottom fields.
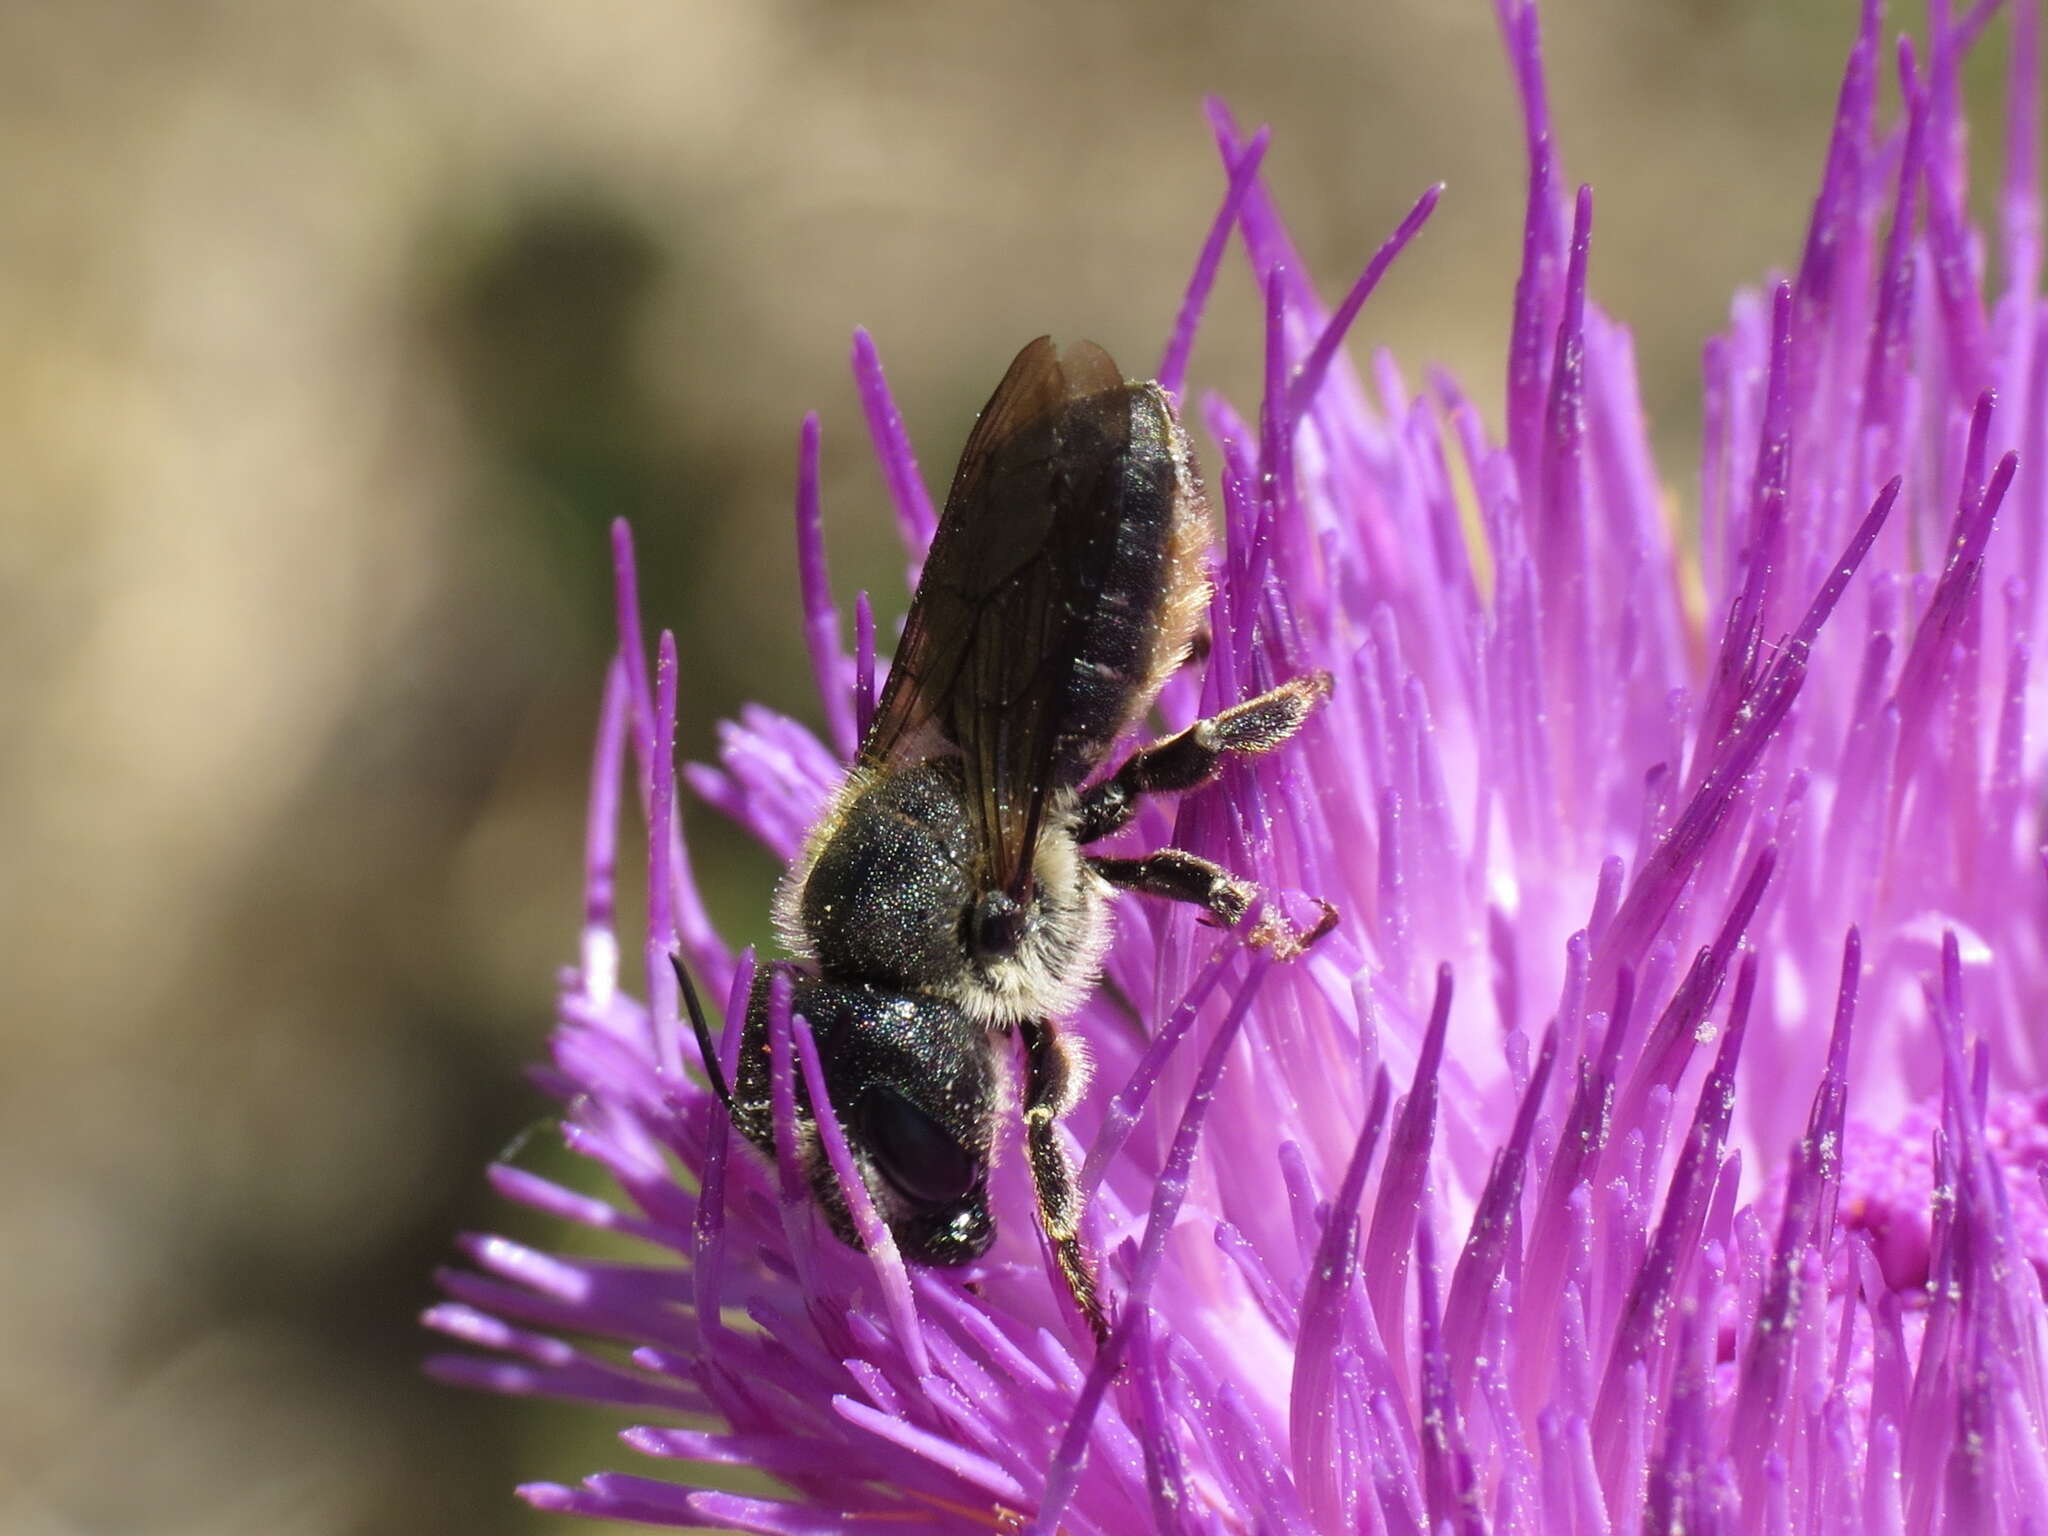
left=429, top=1, right=2048, bottom=1530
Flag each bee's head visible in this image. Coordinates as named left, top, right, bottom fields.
left=738, top=971, right=998, bottom=1267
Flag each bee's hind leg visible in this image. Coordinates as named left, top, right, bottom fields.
left=1018, top=1019, right=1110, bottom=1346
left=1073, top=671, right=1331, bottom=844
left=1078, top=672, right=1339, bottom=955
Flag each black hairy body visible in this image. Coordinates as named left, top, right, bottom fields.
left=682, top=337, right=1332, bottom=1345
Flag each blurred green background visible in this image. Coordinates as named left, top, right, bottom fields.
left=0, top=2, right=1939, bottom=1531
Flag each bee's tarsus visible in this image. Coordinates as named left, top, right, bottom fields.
left=1302, top=898, right=1341, bottom=949
left=1248, top=897, right=1342, bottom=960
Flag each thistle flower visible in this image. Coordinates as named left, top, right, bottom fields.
left=426, top=1, right=2048, bottom=1529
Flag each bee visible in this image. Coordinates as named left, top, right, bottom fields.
left=678, top=337, right=1332, bottom=1343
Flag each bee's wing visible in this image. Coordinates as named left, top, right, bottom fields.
left=858, top=335, right=1143, bottom=903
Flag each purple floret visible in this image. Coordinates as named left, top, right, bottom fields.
left=429, top=1, right=2048, bottom=1528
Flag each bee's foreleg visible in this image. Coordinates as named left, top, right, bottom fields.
left=1018, top=1019, right=1110, bottom=1346
left=1074, top=671, right=1332, bottom=843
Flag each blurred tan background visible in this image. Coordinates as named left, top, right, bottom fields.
left=0, top=2, right=1913, bottom=1532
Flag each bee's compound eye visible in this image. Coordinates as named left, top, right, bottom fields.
left=858, top=1085, right=980, bottom=1209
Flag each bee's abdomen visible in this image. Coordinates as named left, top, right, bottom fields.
left=1053, top=391, right=1211, bottom=783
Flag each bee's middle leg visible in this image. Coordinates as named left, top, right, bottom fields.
left=1089, top=848, right=1253, bottom=928
left=1073, top=671, right=1331, bottom=844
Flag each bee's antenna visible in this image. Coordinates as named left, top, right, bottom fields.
left=493, top=1109, right=565, bottom=1166
left=670, top=951, right=735, bottom=1114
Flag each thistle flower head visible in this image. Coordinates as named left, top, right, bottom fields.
left=427, top=2, right=2048, bottom=1528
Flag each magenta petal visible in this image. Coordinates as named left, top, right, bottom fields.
left=435, top=5, right=2048, bottom=1530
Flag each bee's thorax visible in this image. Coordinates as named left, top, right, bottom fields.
left=781, top=760, right=1111, bottom=1028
